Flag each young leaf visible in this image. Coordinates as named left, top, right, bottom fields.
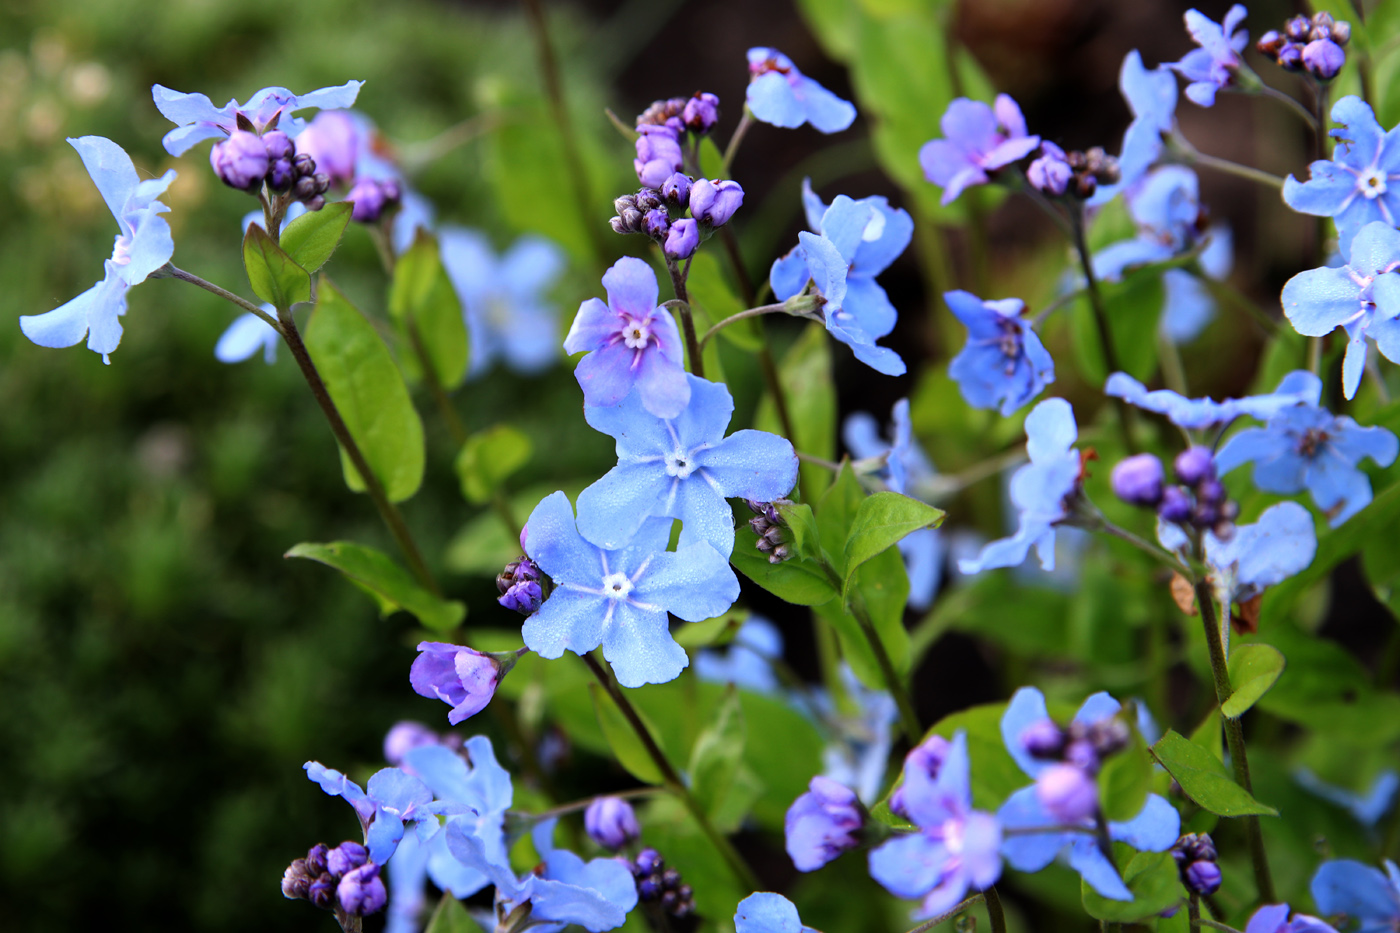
left=389, top=231, right=470, bottom=390
left=243, top=223, right=311, bottom=309
left=775, top=500, right=822, bottom=562
left=730, top=526, right=839, bottom=606
left=286, top=540, right=466, bottom=632
left=1150, top=730, right=1278, bottom=817
left=1097, top=714, right=1151, bottom=823
left=455, top=425, right=532, bottom=505
left=1222, top=643, right=1286, bottom=718
left=303, top=280, right=426, bottom=502
left=816, top=462, right=865, bottom=576
left=688, top=686, right=746, bottom=818
left=842, top=491, right=944, bottom=589
left=589, top=682, right=664, bottom=786
left=1081, top=851, right=1183, bottom=922
left=279, top=201, right=352, bottom=274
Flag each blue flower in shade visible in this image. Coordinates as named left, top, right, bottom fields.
left=1091, top=51, right=1179, bottom=205
left=1294, top=769, right=1400, bottom=828
left=785, top=776, right=863, bottom=872
left=945, top=290, right=1055, bottom=415
left=1106, top=370, right=1322, bottom=429
left=734, top=892, right=822, bottom=933
left=869, top=731, right=1004, bottom=919
left=843, top=399, right=945, bottom=610
left=446, top=817, right=638, bottom=933
left=1281, top=221, right=1400, bottom=399
left=1244, top=903, right=1339, bottom=933
left=303, top=761, right=463, bottom=865
left=771, top=187, right=911, bottom=375
left=959, top=398, right=1082, bottom=575
left=919, top=95, right=1040, bottom=205
left=1283, top=97, right=1400, bottom=257
left=1187, top=502, right=1317, bottom=612
left=565, top=257, right=689, bottom=419
left=152, top=80, right=363, bottom=156
left=438, top=227, right=567, bottom=376
left=1215, top=401, right=1398, bottom=526
left=815, top=665, right=898, bottom=805
left=576, top=375, right=797, bottom=558
left=1171, top=5, right=1249, bottom=107
left=745, top=48, right=856, bottom=134
left=19, top=137, right=175, bottom=363
left=522, top=491, right=739, bottom=687
left=694, top=615, right=783, bottom=694
left=1311, top=859, right=1400, bottom=933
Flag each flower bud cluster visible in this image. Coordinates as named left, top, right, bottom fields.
left=1111, top=447, right=1237, bottom=537
left=346, top=176, right=401, bottom=223
left=745, top=498, right=794, bottom=563
left=1257, top=12, right=1349, bottom=81
left=1021, top=714, right=1131, bottom=823
left=210, top=128, right=332, bottom=209
left=1028, top=143, right=1120, bottom=199
left=1171, top=832, right=1222, bottom=895
left=282, top=841, right=386, bottom=917
left=584, top=796, right=641, bottom=850
left=497, top=555, right=547, bottom=615
left=630, top=848, right=695, bottom=920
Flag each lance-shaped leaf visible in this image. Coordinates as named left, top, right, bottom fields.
left=589, top=682, right=665, bottom=786
left=389, top=231, right=470, bottom=389
left=1150, top=730, right=1278, bottom=817
left=243, top=223, right=311, bottom=308
left=1222, top=643, right=1285, bottom=718
left=286, top=540, right=465, bottom=631
left=280, top=201, right=352, bottom=274
left=842, top=491, right=944, bottom=590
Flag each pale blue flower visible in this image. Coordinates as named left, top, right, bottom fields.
left=1244, top=903, right=1339, bottom=933
left=1201, top=501, right=1318, bottom=608
left=1311, top=859, right=1400, bottom=933
left=945, top=290, right=1055, bottom=414
left=694, top=616, right=783, bottom=694
left=746, top=48, right=856, bottom=134
left=303, top=761, right=464, bottom=865
left=1171, top=5, right=1250, bottom=107
left=735, top=892, right=822, bottom=933
left=1294, top=768, right=1399, bottom=828
left=1091, top=50, right=1179, bottom=205
left=215, top=307, right=279, bottom=364
left=152, top=80, right=363, bottom=156
left=1106, top=370, right=1322, bottom=429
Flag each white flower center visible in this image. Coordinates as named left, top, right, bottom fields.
left=623, top=318, right=651, bottom=349
left=1359, top=167, right=1388, bottom=200
left=111, top=234, right=134, bottom=266
left=601, top=572, right=634, bottom=601
left=941, top=817, right=965, bottom=855
left=861, top=210, right=886, bottom=242
left=664, top=449, right=696, bottom=479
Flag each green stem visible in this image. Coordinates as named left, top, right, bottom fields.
left=721, top=110, right=754, bottom=175
left=902, top=893, right=983, bottom=933
left=580, top=653, right=759, bottom=891
left=1258, top=83, right=1321, bottom=132
left=1189, top=894, right=1202, bottom=933
left=663, top=296, right=704, bottom=379
left=847, top=591, right=922, bottom=746
left=1197, top=919, right=1247, bottom=933
left=1068, top=208, right=1136, bottom=452
left=164, top=265, right=283, bottom=332
left=524, top=786, right=662, bottom=823
left=797, top=451, right=843, bottom=472
left=698, top=302, right=796, bottom=349
left=1176, top=146, right=1284, bottom=190
left=1031, top=286, right=1090, bottom=327
left=984, top=885, right=1007, bottom=933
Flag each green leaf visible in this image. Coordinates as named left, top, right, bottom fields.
left=286, top=541, right=466, bottom=631
left=756, top=323, right=836, bottom=500
left=589, top=682, right=664, bottom=785
left=1081, top=851, right=1183, bottom=922
left=687, top=251, right=760, bottom=351
left=1222, top=643, right=1286, bottom=718
left=1150, top=730, right=1278, bottom=817
left=688, top=686, right=746, bottom=818
left=776, top=500, right=822, bottom=562
left=842, top=491, right=944, bottom=588
left=243, top=223, right=311, bottom=309
left=1097, top=710, right=1151, bottom=823
left=1069, top=269, right=1166, bottom=384
left=697, top=139, right=726, bottom=192
left=672, top=611, right=745, bottom=649
left=424, top=893, right=484, bottom=933
left=455, top=425, right=532, bottom=505
left=279, top=201, right=352, bottom=274
left=730, top=526, right=839, bottom=606
left=389, top=232, right=470, bottom=390
left=816, top=462, right=865, bottom=576
left=303, top=280, right=426, bottom=502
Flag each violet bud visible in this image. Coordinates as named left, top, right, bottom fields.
left=308, top=874, right=336, bottom=908
left=293, top=175, right=321, bottom=201
left=614, top=194, right=638, bottom=215
left=643, top=208, right=672, bottom=240
left=1184, top=860, right=1223, bottom=895
left=611, top=209, right=644, bottom=235
left=1158, top=486, right=1193, bottom=523
left=1331, top=20, right=1351, bottom=45
left=784, top=776, right=863, bottom=872
left=661, top=172, right=692, bottom=208
left=585, top=796, right=641, bottom=850
left=409, top=642, right=504, bottom=724
left=210, top=130, right=270, bottom=191
left=1256, top=30, right=1286, bottom=56
left=664, top=218, right=700, bottom=260
left=337, top=862, right=387, bottom=915
left=1020, top=718, right=1066, bottom=759
left=1197, top=477, right=1226, bottom=505
left=304, top=195, right=326, bottom=212
left=1111, top=453, right=1165, bottom=507
left=634, top=125, right=684, bottom=188
left=638, top=877, right=663, bottom=900
left=347, top=177, right=401, bottom=223
left=305, top=843, right=330, bottom=877
left=1035, top=763, right=1099, bottom=823
left=633, top=848, right=664, bottom=876
left=262, top=130, right=294, bottom=163
left=1074, top=173, right=1099, bottom=199
left=1194, top=499, right=1220, bottom=527
left=327, top=841, right=368, bottom=878
left=689, top=178, right=744, bottom=227
left=1089, top=719, right=1130, bottom=758
left=282, top=859, right=312, bottom=900
left=1028, top=143, right=1073, bottom=196
left=295, top=111, right=360, bottom=187
left=1285, top=15, right=1312, bottom=40
left=1278, top=43, right=1305, bottom=70
left=683, top=92, right=720, bottom=133
left=1064, top=738, right=1099, bottom=771
left=1302, top=38, right=1345, bottom=80
left=383, top=720, right=440, bottom=769
left=1174, top=446, right=1216, bottom=485
left=635, top=187, right=664, bottom=212
left=499, top=579, right=543, bottom=614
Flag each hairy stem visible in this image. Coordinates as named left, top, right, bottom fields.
left=721, top=110, right=754, bottom=175
left=165, top=265, right=283, bottom=331
left=984, top=885, right=1008, bottom=933
left=1189, top=894, right=1202, bottom=933
left=698, top=302, right=796, bottom=348
left=903, top=893, right=984, bottom=933
left=1259, top=83, right=1321, bottom=132
left=1177, top=145, right=1284, bottom=190
left=1069, top=209, right=1137, bottom=453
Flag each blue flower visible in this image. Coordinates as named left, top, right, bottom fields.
left=1281, top=221, right=1400, bottom=399
left=576, top=374, right=797, bottom=558
left=438, top=227, right=567, bottom=376
left=522, top=491, right=739, bottom=687
left=1106, top=370, right=1322, bottom=429
left=1283, top=97, right=1400, bottom=256
left=771, top=186, right=911, bottom=375
left=868, top=731, right=1004, bottom=919
left=1311, top=859, right=1400, bottom=933
left=1244, top=903, right=1339, bottom=933
left=1205, top=501, right=1317, bottom=604
left=843, top=399, right=945, bottom=609
left=1215, top=401, right=1398, bottom=526
left=945, top=290, right=1055, bottom=415
left=1091, top=51, right=1179, bottom=205
left=746, top=48, right=856, bottom=134
left=959, top=398, right=1082, bottom=575
left=919, top=96, right=1040, bottom=205
left=19, top=137, right=175, bottom=363
left=303, top=761, right=462, bottom=865
left=734, top=892, right=822, bottom=933
left=1294, top=768, right=1400, bottom=828
left=1171, top=5, right=1250, bottom=107
left=694, top=615, right=784, bottom=694
left=785, top=776, right=863, bottom=872
left=446, top=817, right=638, bottom=933
left=565, top=257, right=689, bottom=419
left=152, top=81, right=363, bottom=156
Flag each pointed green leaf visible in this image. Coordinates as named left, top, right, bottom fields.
left=424, top=892, right=484, bottom=933
left=243, top=223, right=311, bottom=309
left=1150, top=730, right=1278, bottom=817
left=1222, top=643, right=1286, bottom=718
left=589, top=682, right=664, bottom=785
left=816, top=462, right=865, bottom=575
left=389, top=231, right=470, bottom=390
left=286, top=541, right=465, bottom=631
left=455, top=425, right=532, bottom=505
left=279, top=201, right=352, bottom=274
left=303, top=280, right=425, bottom=502
left=1081, top=851, right=1183, bottom=922
left=775, top=500, right=822, bottom=562
left=842, top=491, right=944, bottom=588
left=688, top=686, right=746, bottom=818
left=730, top=526, right=839, bottom=606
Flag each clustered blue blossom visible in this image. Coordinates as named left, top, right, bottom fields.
left=944, top=290, right=1055, bottom=414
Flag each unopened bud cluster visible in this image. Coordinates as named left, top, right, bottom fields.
left=210, top=121, right=331, bottom=210
left=1111, top=447, right=1237, bottom=537
left=746, top=498, right=794, bottom=563
left=1029, top=142, right=1120, bottom=199
left=1258, top=12, right=1349, bottom=81
left=282, top=841, right=386, bottom=917
left=1020, top=714, right=1131, bottom=823
left=630, top=848, right=695, bottom=920
left=497, top=555, right=547, bottom=615
left=1171, top=832, right=1222, bottom=895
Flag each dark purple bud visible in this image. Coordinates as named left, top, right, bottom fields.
left=1285, top=15, right=1311, bottom=40
left=295, top=110, right=361, bottom=187
left=282, top=858, right=312, bottom=899
left=1035, top=764, right=1099, bottom=823
left=784, top=776, right=863, bottom=872
left=1074, top=173, right=1099, bottom=199
left=409, top=642, right=504, bottom=724
left=305, top=843, right=330, bottom=876
left=347, top=177, right=401, bottom=223
left=1197, top=478, right=1226, bottom=505
left=635, top=188, right=664, bottom=212
left=1021, top=718, right=1066, bottom=759
left=210, top=130, right=270, bottom=191
left=327, top=841, right=368, bottom=878
left=1184, top=860, right=1222, bottom=895
left=689, top=178, right=744, bottom=226
left=311, top=172, right=331, bottom=195
left=262, top=130, right=294, bottom=163
left=1089, top=719, right=1131, bottom=757
left=1158, top=486, right=1193, bottom=523
left=638, top=878, right=663, bottom=900
left=682, top=92, right=720, bottom=133
left=383, top=720, right=440, bottom=769
left=643, top=208, right=672, bottom=240
left=1194, top=500, right=1220, bottom=527
left=661, top=867, right=683, bottom=890
left=633, top=848, right=664, bottom=876
left=585, top=796, right=641, bottom=850
left=664, top=219, right=699, bottom=260
left=293, top=152, right=316, bottom=175
left=1257, top=30, right=1286, bottom=56
left=308, top=873, right=336, bottom=908
left=293, top=175, right=320, bottom=200
left=1303, top=38, right=1345, bottom=80
left=1064, top=738, right=1099, bottom=771
left=1278, top=43, right=1305, bottom=70
left=1311, top=11, right=1335, bottom=30
left=1331, top=21, right=1351, bottom=45
left=1174, top=446, right=1216, bottom=485
left=661, top=172, right=692, bottom=207
left=304, top=195, right=326, bottom=212
left=612, top=209, right=644, bottom=235
left=614, top=194, right=638, bottom=214
left=499, top=579, right=543, bottom=614
left=1028, top=143, right=1073, bottom=196
left=769, top=543, right=792, bottom=563
left=337, top=862, right=387, bottom=915
left=634, top=125, right=684, bottom=188
left=1111, top=453, right=1165, bottom=507
left=268, top=159, right=295, bottom=192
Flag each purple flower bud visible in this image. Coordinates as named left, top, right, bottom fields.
left=305, top=843, right=330, bottom=876
left=634, top=124, right=684, bottom=188
left=409, top=642, right=503, bottom=724
left=1021, top=718, right=1066, bottom=759
left=1331, top=20, right=1351, bottom=45
left=296, top=111, right=361, bottom=187
left=263, top=130, right=294, bottom=163
left=1112, top=453, right=1166, bottom=507
left=1197, top=477, right=1226, bottom=505
left=499, top=579, right=544, bottom=614
left=584, top=796, right=641, bottom=850
left=1278, top=42, right=1304, bottom=69
left=1028, top=142, right=1073, bottom=196
left=643, top=208, right=671, bottom=239
left=1064, top=738, right=1099, bottom=771
left=633, top=847, right=664, bottom=876
left=1159, top=486, right=1193, bottom=523
left=1184, top=859, right=1222, bottom=895
left=308, top=873, right=335, bottom=908
left=689, top=178, right=744, bottom=226
left=268, top=159, right=295, bottom=192
left=1089, top=718, right=1130, bottom=757
left=210, top=130, right=270, bottom=190
left=638, top=877, right=663, bottom=900
left=347, top=177, right=401, bottom=223
left=661, top=172, right=692, bottom=207
left=1174, top=446, right=1216, bottom=485
left=785, top=776, right=863, bottom=872
left=282, top=859, right=312, bottom=899
left=383, top=720, right=440, bottom=768
left=337, top=862, right=387, bottom=916
left=1285, top=15, right=1311, bottom=40
left=682, top=92, right=720, bottom=133
left=1302, top=38, right=1345, bottom=80
left=1257, top=30, right=1286, bottom=55
left=635, top=188, right=664, bottom=212
left=1035, top=763, right=1099, bottom=823
left=664, top=218, right=699, bottom=260
left=327, top=841, right=368, bottom=878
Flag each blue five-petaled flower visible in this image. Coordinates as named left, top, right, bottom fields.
left=303, top=760, right=465, bottom=866
left=919, top=95, right=1040, bottom=205
left=1091, top=50, right=1179, bottom=205
left=745, top=48, right=856, bottom=134
left=1170, top=5, right=1249, bottom=107
left=19, top=137, right=176, bottom=363
left=734, top=892, right=822, bottom=933
left=1106, top=370, right=1322, bottom=429
left=152, top=81, right=364, bottom=156
left=945, top=290, right=1055, bottom=415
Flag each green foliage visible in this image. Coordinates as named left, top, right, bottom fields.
left=285, top=540, right=465, bottom=632
left=389, top=231, right=470, bottom=389
left=242, top=224, right=311, bottom=309
left=1222, top=643, right=1285, bottom=718
left=455, top=425, right=533, bottom=505
left=424, top=894, right=485, bottom=933
left=589, top=681, right=666, bottom=786
left=279, top=202, right=352, bottom=274
left=842, top=491, right=944, bottom=588
left=1081, top=851, right=1183, bottom=922
left=687, top=686, right=750, bottom=818
left=1150, top=731, right=1278, bottom=817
